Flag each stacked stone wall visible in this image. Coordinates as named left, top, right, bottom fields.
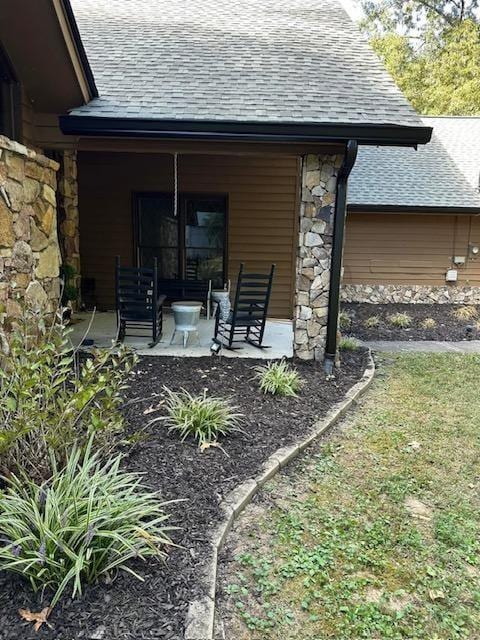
left=57, top=150, right=80, bottom=298
left=0, top=135, right=60, bottom=322
left=342, top=283, right=480, bottom=305
left=294, top=153, right=343, bottom=360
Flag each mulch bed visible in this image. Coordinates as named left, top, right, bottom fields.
left=0, top=352, right=367, bottom=640
left=343, top=302, right=480, bottom=342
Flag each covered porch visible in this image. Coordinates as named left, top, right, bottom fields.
left=55, top=140, right=345, bottom=361
left=69, top=310, right=293, bottom=358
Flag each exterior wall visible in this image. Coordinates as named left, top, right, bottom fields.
left=294, top=153, right=342, bottom=360
left=343, top=212, right=480, bottom=303
left=78, top=151, right=299, bottom=318
left=0, top=135, right=60, bottom=323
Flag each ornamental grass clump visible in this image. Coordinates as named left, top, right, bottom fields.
left=255, top=360, right=303, bottom=397
left=421, top=317, right=437, bottom=330
left=364, top=315, right=381, bottom=329
left=338, top=310, right=352, bottom=331
left=160, top=388, right=243, bottom=446
left=338, top=337, right=360, bottom=351
left=452, top=305, right=478, bottom=321
left=0, top=442, right=174, bottom=608
left=387, top=312, right=412, bottom=328
left=0, top=306, right=136, bottom=482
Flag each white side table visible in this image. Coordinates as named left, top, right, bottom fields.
left=170, top=301, right=202, bottom=348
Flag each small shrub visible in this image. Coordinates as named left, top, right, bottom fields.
left=338, top=310, right=352, bottom=330
left=159, top=388, right=243, bottom=446
left=0, top=306, right=136, bottom=482
left=364, top=315, right=381, bottom=329
left=421, top=317, right=437, bottom=330
left=255, top=360, right=303, bottom=397
left=339, top=337, right=360, bottom=351
left=0, top=442, right=174, bottom=608
left=387, top=312, right=412, bottom=328
left=452, top=305, right=478, bottom=321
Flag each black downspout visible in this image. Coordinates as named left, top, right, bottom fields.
left=323, top=140, right=358, bottom=374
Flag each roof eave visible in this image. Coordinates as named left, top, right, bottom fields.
left=57, top=0, right=98, bottom=99
left=348, top=203, right=480, bottom=214
left=59, top=116, right=432, bottom=146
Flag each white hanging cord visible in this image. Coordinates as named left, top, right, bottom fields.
left=173, top=152, right=178, bottom=217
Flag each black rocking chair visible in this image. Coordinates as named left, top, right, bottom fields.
left=214, top=263, right=275, bottom=349
left=115, top=256, right=166, bottom=346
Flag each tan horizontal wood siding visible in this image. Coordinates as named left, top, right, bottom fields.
left=344, top=212, right=480, bottom=286
left=78, top=152, right=299, bottom=318
left=20, top=86, right=36, bottom=149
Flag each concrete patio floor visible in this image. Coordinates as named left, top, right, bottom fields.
left=69, top=311, right=293, bottom=358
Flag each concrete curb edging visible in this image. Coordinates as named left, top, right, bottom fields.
left=184, top=350, right=376, bottom=640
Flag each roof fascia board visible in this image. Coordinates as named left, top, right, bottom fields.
left=59, top=116, right=432, bottom=146
left=52, top=0, right=98, bottom=101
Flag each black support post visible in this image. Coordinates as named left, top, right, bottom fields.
left=324, top=140, right=358, bottom=374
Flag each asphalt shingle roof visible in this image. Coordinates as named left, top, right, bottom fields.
left=68, top=0, right=423, bottom=128
left=348, top=117, right=480, bottom=210
left=424, top=117, right=480, bottom=192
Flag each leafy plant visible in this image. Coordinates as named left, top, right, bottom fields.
left=388, top=312, right=412, bottom=328
left=255, top=360, right=303, bottom=397
left=0, top=441, right=174, bottom=608
left=421, top=317, right=437, bottom=329
left=338, top=311, right=352, bottom=331
left=452, top=305, right=478, bottom=321
left=60, top=264, right=78, bottom=305
left=364, top=315, right=381, bottom=329
left=339, top=337, right=360, bottom=351
left=363, top=2, right=480, bottom=116
left=0, top=306, right=136, bottom=482
left=158, top=388, right=243, bottom=446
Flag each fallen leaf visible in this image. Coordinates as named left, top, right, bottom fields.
left=428, top=589, right=445, bottom=602
left=142, top=401, right=164, bottom=415
left=200, top=441, right=230, bottom=457
left=19, top=607, right=52, bottom=632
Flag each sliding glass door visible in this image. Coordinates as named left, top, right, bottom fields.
left=135, top=193, right=227, bottom=287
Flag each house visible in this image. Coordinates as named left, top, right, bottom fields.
left=344, top=117, right=480, bottom=304
left=0, top=0, right=431, bottom=365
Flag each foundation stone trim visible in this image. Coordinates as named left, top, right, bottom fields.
left=342, top=283, right=480, bottom=305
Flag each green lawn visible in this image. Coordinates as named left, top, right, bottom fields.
left=221, top=354, right=480, bottom=639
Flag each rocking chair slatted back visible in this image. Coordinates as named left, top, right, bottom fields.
left=214, top=263, right=275, bottom=349
left=115, top=256, right=165, bottom=346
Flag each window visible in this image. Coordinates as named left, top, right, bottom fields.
left=135, top=193, right=227, bottom=288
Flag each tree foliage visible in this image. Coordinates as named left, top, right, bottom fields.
left=362, top=1, right=480, bottom=114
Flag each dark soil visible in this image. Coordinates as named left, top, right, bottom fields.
left=343, top=302, right=480, bottom=342
left=0, top=352, right=367, bottom=640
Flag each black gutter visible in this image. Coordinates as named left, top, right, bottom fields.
left=62, top=0, right=98, bottom=98
left=348, top=204, right=480, bottom=215
left=59, top=115, right=432, bottom=147
left=324, top=140, right=358, bottom=375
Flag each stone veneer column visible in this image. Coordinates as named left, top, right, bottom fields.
left=57, top=150, right=80, bottom=301
left=294, top=153, right=343, bottom=360
left=0, top=135, right=60, bottom=325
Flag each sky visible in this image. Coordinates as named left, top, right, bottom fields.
left=340, top=0, right=364, bottom=21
